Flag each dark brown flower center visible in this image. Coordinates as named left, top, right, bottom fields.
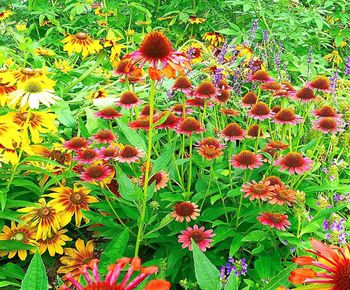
left=139, top=31, right=172, bottom=59
left=174, top=76, right=192, bottom=89
left=283, top=153, right=304, bottom=167
left=173, top=104, right=184, bottom=113
left=296, top=87, right=316, bottom=100
left=252, top=70, right=270, bottom=81
left=269, top=213, right=284, bottom=223
left=200, top=146, right=219, bottom=157
left=69, top=137, right=87, bottom=149
left=217, top=90, right=230, bottom=102
left=120, top=91, right=138, bottom=104
left=96, top=130, right=113, bottom=140
left=190, top=230, right=205, bottom=243
left=38, top=207, right=52, bottom=218
left=272, top=105, right=281, bottom=113
left=242, top=92, right=257, bottom=105
left=179, top=117, right=201, bottom=132
left=86, top=165, right=105, bottom=178
left=275, top=108, right=295, bottom=121
left=264, top=82, right=282, bottom=90
left=82, top=149, right=97, bottom=159
left=335, top=263, right=350, bottom=289
left=247, top=124, right=263, bottom=137
left=201, top=138, right=219, bottom=147
left=235, top=151, right=257, bottom=165
left=317, top=106, right=337, bottom=117
left=251, top=183, right=267, bottom=194
left=175, top=202, right=195, bottom=216
left=196, top=81, right=216, bottom=96
left=318, top=117, right=336, bottom=130
left=70, top=192, right=84, bottom=204
left=99, top=108, right=119, bottom=117
left=223, top=123, right=243, bottom=137
left=103, top=148, right=116, bottom=157
left=310, top=76, right=330, bottom=90
left=116, top=59, right=130, bottom=73
left=120, top=145, right=138, bottom=158
left=251, top=102, right=270, bottom=115
left=76, top=32, right=88, bottom=40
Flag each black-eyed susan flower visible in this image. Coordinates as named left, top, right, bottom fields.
left=1, top=67, right=55, bottom=86
left=0, top=222, right=36, bottom=261
left=34, top=47, right=55, bottom=57
left=18, top=198, right=67, bottom=240
left=202, top=32, right=224, bottom=47
left=0, top=10, right=12, bottom=21
left=47, top=184, right=98, bottom=227
left=62, top=32, right=102, bottom=59
left=188, top=16, right=206, bottom=24
left=0, top=140, right=33, bottom=165
left=104, top=29, right=127, bottom=67
left=38, top=229, right=72, bottom=257
left=58, top=239, right=95, bottom=282
left=54, top=59, right=73, bottom=73
left=8, top=77, right=60, bottom=109
left=324, top=50, right=342, bottom=65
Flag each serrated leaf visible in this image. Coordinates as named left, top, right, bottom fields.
left=192, top=240, right=221, bottom=290
left=21, top=252, right=48, bottom=290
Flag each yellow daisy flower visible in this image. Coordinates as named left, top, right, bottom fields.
left=104, top=29, right=127, bottom=67
left=0, top=116, right=21, bottom=149
left=236, top=44, right=254, bottom=62
left=58, top=239, right=94, bottom=281
left=202, top=32, right=224, bottom=47
left=135, top=20, right=151, bottom=26
left=9, top=110, right=57, bottom=143
left=0, top=138, right=33, bottom=165
left=46, top=184, right=98, bottom=227
left=0, top=67, right=55, bottom=86
left=0, top=222, right=37, bottom=261
left=18, top=198, right=69, bottom=240
left=15, top=24, right=27, bottom=31
left=38, top=229, right=72, bottom=256
left=34, top=48, right=55, bottom=57
left=62, top=32, right=102, bottom=59
left=324, top=50, right=343, bottom=65
left=54, top=59, right=73, bottom=73
left=188, top=16, right=206, bottom=24
left=7, top=76, right=60, bottom=109
left=0, top=10, right=12, bottom=21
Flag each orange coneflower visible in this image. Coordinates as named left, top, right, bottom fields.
left=220, top=123, right=245, bottom=141
left=47, top=184, right=98, bottom=227
left=289, top=238, right=350, bottom=289
left=38, top=229, right=72, bottom=257
left=241, top=180, right=275, bottom=201
left=171, top=201, right=200, bottom=222
left=202, top=32, right=224, bottom=47
left=196, top=137, right=224, bottom=160
left=62, top=32, right=102, bottom=59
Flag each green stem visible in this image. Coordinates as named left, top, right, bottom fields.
left=187, top=135, right=193, bottom=195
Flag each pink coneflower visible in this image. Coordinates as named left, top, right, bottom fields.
left=220, top=123, right=245, bottom=141
left=275, top=152, right=313, bottom=174
left=269, top=188, right=296, bottom=206
left=115, top=145, right=145, bottom=163
left=241, top=91, right=258, bottom=107
left=171, top=103, right=192, bottom=116
left=261, top=82, right=282, bottom=91
left=263, top=176, right=285, bottom=188
left=216, top=79, right=231, bottom=90
left=155, top=111, right=181, bottom=129
left=271, top=105, right=281, bottom=113
left=171, top=201, right=200, bottom=222
left=265, top=141, right=288, bottom=152
left=141, top=171, right=169, bottom=191
left=312, top=117, right=344, bottom=134
left=129, top=116, right=158, bottom=130
left=241, top=180, right=275, bottom=201
left=230, top=150, right=263, bottom=170
left=272, top=108, right=303, bottom=125
left=63, top=137, right=90, bottom=152
left=178, top=225, right=214, bottom=251
left=248, top=101, right=272, bottom=120
left=312, top=105, right=342, bottom=118
left=294, top=87, right=317, bottom=103
left=140, top=104, right=156, bottom=116
left=97, top=146, right=118, bottom=161
left=124, top=31, right=189, bottom=80
left=196, top=137, right=223, bottom=160
left=95, top=107, right=123, bottom=119
left=307, top=75, right=333, bottom=92
left=92, top=129, right=116, bottom=143
left=193, top=81, right=217, bottom=99
left=220, top=108, right=239, bottom=117
left=80, top=164, right=111, bottom=182
left=213, top=89, right=230, bottom=104
left=247, top=124, right=264, bottom=138
left=172, top=75, right=193, bottom=94
left=248, top=70, right=274, bottom=83
left=176, top=117, right=204, bottom=135
left=273, top=81, right=296, bottom=98
left=116, top=91, right=142, bottom=109
left=186, top=98, right=213, bottom=108
left=257, top=213, right=291, bottom=231
left=73, top=148, right=98, bottom=164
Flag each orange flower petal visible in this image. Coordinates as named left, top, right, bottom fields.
left=289, top=268, right=316, bottom=284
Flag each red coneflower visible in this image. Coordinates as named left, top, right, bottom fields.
left=307, top=75, right=333, bottom=92
left=92, top=129, right=116, bottom=143
left=214, top=89, right=230, bottom=104
left=116, top=91, right=142, bottom=109
left=193, top=81, right=217, bottom=99
left=220, top=123, right=245, bottom=141
left=129, top=116, right=158, bottom=130
left=97, top=146, right=118, bottom=160
left=95, top=107, right=123, bottom=119
left=289, top=238, right=350, bottom=289
left=80, top=164, right=111, bottom=182
left=263, top=176, right=285, bottom=188
left=262, top=82, right=282, bottom=91
left=186, top=98, right=213, bottom=108
left=312, top=117, right=344, bottom=134
left=248, top=101, right=272, bottom=120
left=141, top=171, right=169, bottom=191
left=178, top=225, right=214, bottom=251
left=294, top=87, right=317, bottom=103
left=114, top=58, right=141, bottom=78
left=196, top=137, right=223, bottom=160
left=124, top=31, right=189, bottom=80
left=156, top=111, right=181, bottom=129
left=269, top=188, right=296, bottom=206
left=63, top=137, right=90, bottom=152
left=271, top=105, right=281, bottom=113
left=312, top=105, right=342, bottom=118
left=176, top=117, right=204, bottom=135
left=140, top=104, right=156, bottom=116
left=73, top=148, right=98, bottom=164
left=275, top=152, right=313, bottom=174
left=171, top=103, right=192, bottom=116
left=230, top=150, right=263, bottom=170
left=171, top=201, right=200, bottom=222
left=172, top=75, right=193, bottom=94
left=248, top=70, right=274, bottom=83
left=241, top=180, right=275, bottom=201
left=220, top=108, right=239, bottom=117
left=257, top=213, right=290, bottom=231
left=247, top=124, right=264, bottom=138
left=241, top=91, right=258, bottom=107
left=115, top=145, right=145, bottom=164
left=272, top=108, right=303, bottom=125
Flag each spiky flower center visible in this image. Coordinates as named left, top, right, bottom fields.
left=310, top=76, right=330, bottom=90
left=103, top=148, right=116, bottom=157
left=179, top=117, right=201, bottom=132
left=38, top=207, right=53, bottom=218
left=217, top=90, right=229, bottom=102
left=247, top=124, right=262, bottom=137
left=318, top=117, right=337, bottom=129
left=85, top=165, right=105, bottom=178
left=120, top=91, right=138, bottom=104
left=196, top=81, right=216, bottom=96
left=235, top=151, right=257, bottom=165
left=174, top=76, right=191, bottom=89
left=265, top=82, right=282, bottom=90
left=335, top=264, right=350, bottom=289
left=99, top=108, right=119, bottom=117
left=283, top=153, right=304, bottom=167
left=296, top=87, right=316, bottom=100
left=68, top=137, right=87, bottom=149
left=120, top=145, right=138, bottom=158
left=272, top=105, right=281, bottom=113
left=96, top=130, right=113, bottom=140
left=251, top=102, right=270, bottom=115
left=251, top=183, right=268, bottom=194
left=264, top=176, right=283, bottom=187
left=276, top=189, right=294, bottom=201
left=82, top=149, right=97, bottom=159
left=76, top=32, right=88, bottom=40
left=116, top=59, right=129, bottom=73
left=242, top=92, right=257, bottom=105
left=223, top=123, right=243, bottom=136
left=24, top=79, right=44, bottom=93
left=253, top=70, right=270, bottom=81
left=200, top=146, right=220, bottom=157
left=275, top=108, right=295, bottom=121
left=173, top=104, right=184, bottom=113
left=200, top=137, right=219, bottom=147
left=190, top=230, right=205, bottom=243
left=175, top=202, right=195, bottom=216
left=317, top=106, right=336, bottom=117
left=139, top=31, right=173, bottom=59
left=268, top=213, right=284, bottom=223
left=70, top=192, right=84, bottom=204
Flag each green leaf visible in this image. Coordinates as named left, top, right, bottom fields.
left=52, top=101, right=75, bottom=128
left=225, top=273, right=239, bottom=290
left=21, top=252, right=48, bottom=290
left=117, top=119, right=147, bottom=151
left=263, top=263, right=296, bottom=290
left=0, top=281, right=21, bottom=288
left=152, top=144, right=174, bottom=174
left=0, top=188, right=8, bottom=211
left=144, top=214, right=173, bottom=238
left=242, top=230, right=266, bottom=242
left=115, top=164, right=140, bottom=201
left=99, top=229, right=129, bottom=273
left=0, top=240, right=35, bottom=251
left=254, top=256, right=271, bottom=280
left=192, top=240, right=221, bottom=290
